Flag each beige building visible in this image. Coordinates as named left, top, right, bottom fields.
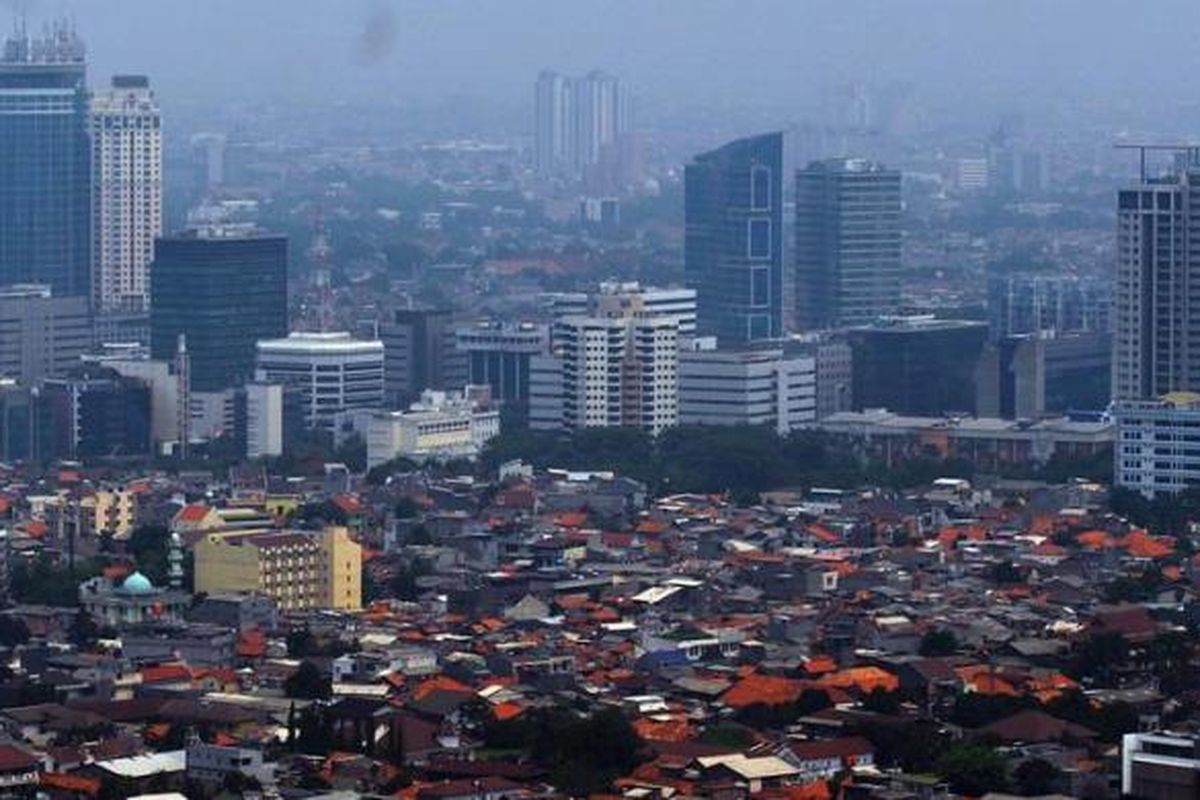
left=194, top=527, right=362, bottom=611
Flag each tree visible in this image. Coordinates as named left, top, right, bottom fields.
left=68, top=608, right=100, bottom=649
left=937, top=743, right=1009, bottom=796
left=285, top=661, right=332, bottom=700
left=1014, top=758, right=1062, bottom=796
left=918, top=628, right=958, bottom=657
left=0, top=616, right=30, bottom=648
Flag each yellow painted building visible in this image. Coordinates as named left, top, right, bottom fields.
left=193, top=526, right=362, bottom=611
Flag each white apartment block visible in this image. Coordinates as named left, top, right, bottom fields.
left=679, top=345, right=816, bottom=434
left=531, top=314, right=678, bottom=434
left=255, top=332, right=384, bottom=429
left=90, top=75, right=162, bottom=312
left=1114, top=392, right=1200, bottom=498
left=547, top=281, right=697, bottom=338
left=362, top=388, right=500, bottom=467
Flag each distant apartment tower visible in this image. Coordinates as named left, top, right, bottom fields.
left=90, top=75, right=162, bottom=312
left=534, top=69, right=631, bottom=179
left=255, top=332, right=385, bottom=430
left=530, top=314, right=679, bottom=434
left=679, top=344, right=816, bottom=434
left=534, top=70, right=573, bottom=177
left=149, top=227, right=288, bottom=392
left=1113, top=169, right=1200, bottom=401
left=685, top=132, right=784, bottom=344
left=794, top=158, right=902, bottom=330
left=0, top=23, right=92, bottom=299
left=988, top=273, right=1110, bottom=341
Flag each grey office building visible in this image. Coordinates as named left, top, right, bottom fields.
left=794, top=158, right=901, bottom=329
left=0, top=24, right=92, bottom=299
left=150, top=228, right=288, bottom=392
left=381, top=308, right=466, bottom=406
left=0, top=285, right=92, bottom=385
left=685, top=132, right=783, bottom=344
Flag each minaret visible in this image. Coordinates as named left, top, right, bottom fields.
left=175, top=333, right=190, bottom=459
left=168, top=531, right=184, bottom=590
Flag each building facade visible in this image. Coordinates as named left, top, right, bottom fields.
left=977, top=332, right=1111, bottom=419
left=0, top=24, right=92, bottom=299
left=685, top=132, right=784, bottom=344
left=455, top=321, right=549, bottom=407
left=362, top=388, right=500, bottom=467
left=1113, top=171, right=1200, bottom=401
left=255, top=332, right=384, bottom=430
left=848, top=318, right=988, bottom=416
left=0, top=285, right=93, bottom=385
left=90, top=75, right=161, bottom=313
left=987, top=272, right=1110, bottom=341
left=149, top=227, right=288, bottom=392
left=1122, top=732, right=1200, bottom=800
left=193, top=527, right=362, bottom=612
left=1114, top=392, right=1200, bottom=498
left=381, top=307, right=465, bottom=406
left=679, top=345, right=816, bottom=434
left=794, top=158, right=902, bottom=330
left=531, top=314, right=678, bottom=434
left=534, top=69, right=631, bottom=180
left=548, top=281, right=697, bottom=338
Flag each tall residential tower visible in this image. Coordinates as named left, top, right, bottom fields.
left=89, top=75, right=162, bottom=312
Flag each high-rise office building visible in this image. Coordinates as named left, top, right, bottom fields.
left=255, top=332, right=385, bottom=430
left=685, top=132, right=784, bottom=344
left=1113, top=168, right=1200, bottom=401
left=533, top=69, right=631, bottom=180
left=150, top=227, right=288, bottom=392
left=455, top=321, right=549, bottom=406
left=547, top=281, right=697, bottom=338
left=0, top=23, right=91, bottom=298
left=794, top=158, right=902, bottom=330
left=90, top=75, right=162, bottom=312
left=381, top=307, right=466, bottom=406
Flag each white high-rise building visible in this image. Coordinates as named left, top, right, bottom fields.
left=679, top=345, right=816, bottom=434
left=90, top=75, right=162, bottom=312
left=531, top=314, right=678, bottom=434
left=534, top=69, right=630, bottom=179
left=547, top=281, right=697, bottom=338
left=1113, top=168, right=1200, bottom=401
left=255, top=332, right=384, bottom=430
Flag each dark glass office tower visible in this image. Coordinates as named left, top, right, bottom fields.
left=685, top=132, right=783, bottom=344
left=150, top=229, right=288, bottom=391
left=795, top=159, right=902, bottom=330
left=0, top=24, right=92, bottom=298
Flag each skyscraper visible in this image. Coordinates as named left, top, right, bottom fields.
left=685, top=132, right=783, bottom=344
left=150, top=227, right=288, bottom=392
left=1112, top=167, right=1200, bottom=401
left=90, top=75, right=162, bottom=312
left=794, top=158, right=902, bottom=330
left=0, top=23, right=91, bottom=299
left=533, top=69, right=630, bottom=180
left=535, top=70, right=573, bottom=178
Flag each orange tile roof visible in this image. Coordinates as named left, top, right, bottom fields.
left=556, top=511, right=588, bottom=528
left=633, top=717, right=694, bottom=743
left=799, top=656, right=838, bottom=676
left=722, top=674, right=806, bottom=709
left=141, top=664, right=191, bottom=684
left=412, top=675, right=472, bottom=701
left=176, top=503, right=211, bottom=522
left=39, top=772, right=101, bottom=797
left=1122, top=530, right=1174, bottom=559
left=817, top=666, right=899, bottom=694
left=492, top=702, right=525, bottom=722
left=1076, top=530, right=1116, bottom=549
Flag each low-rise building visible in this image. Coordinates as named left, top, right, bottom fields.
left=193, top=526, right=362, bottom=611
left=78, top=570, right=189, bottom=628
left=679, top=343, right=816, bottom=434
left=361, top=388, right=500, bottom=468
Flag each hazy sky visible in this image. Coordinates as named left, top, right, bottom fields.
left=14, top=0, right=1200, bottom=118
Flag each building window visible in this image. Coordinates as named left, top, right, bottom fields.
left=748, top=218, right=771, bottom=259
left=751, top=165, right=771, bottom=210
